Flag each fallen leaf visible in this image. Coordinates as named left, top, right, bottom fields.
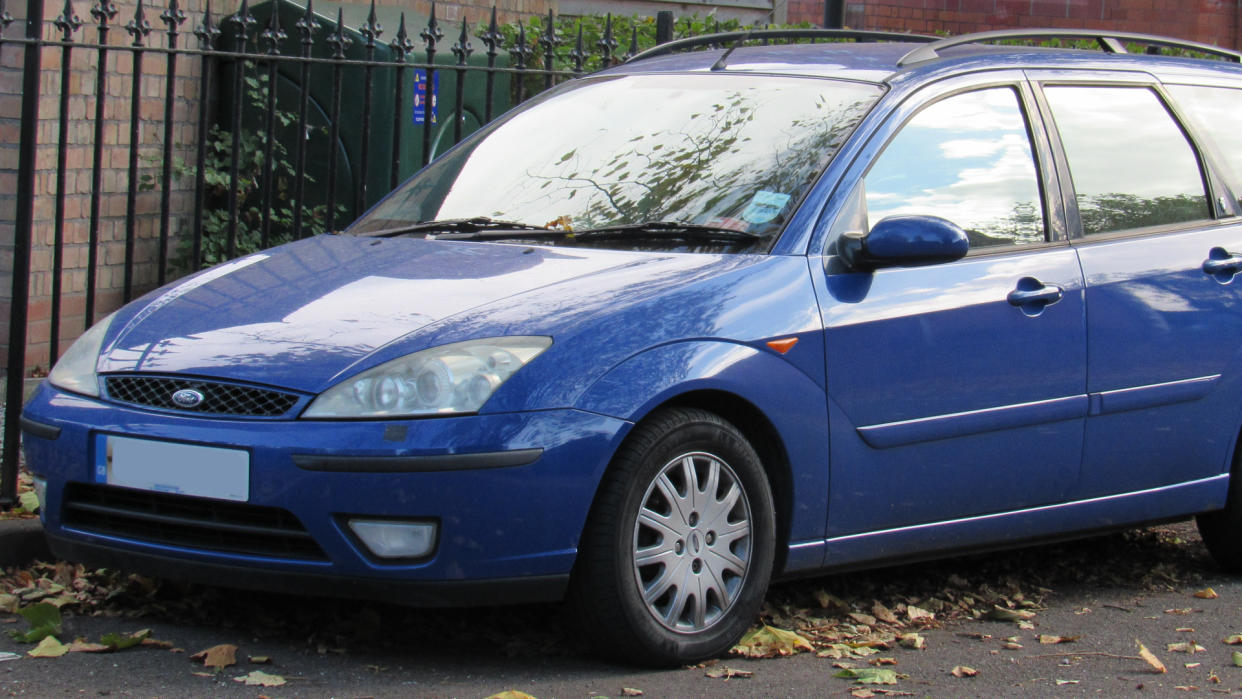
left=816, top=590, right=847, bottom=609
left=1176, top=628, right=1194, bottom=633
left=10, top=603, right=62, bottom=643
left=141, top=638, right=174, bottom=649
left=27, top=636, right=68, bottom=658
left=191, top=643, right=238, bottom=669
left=1136, top=639, right=1167, bottom=674
left=951, top=665, right=978, bottom=678
left=484, top=693, right=538, bottom=699
left=704, top=666, right=753, bottom=679
left=1056, top=679, right=1080, bottom=685
left=249, top=655, right=272, bottom=664
left=833, top=668, right=898, bottom=685
left=906, top=606, right=934, bottom=623
left=1185, top=662, right=1201, bottom=669
left=1232, top=651, right=1242, bottom=667
left=1164, top=608, right=1198, bottom=615
left=1193, top=588, right=1218, bottom=599
left=621, top=689, right=644, bottom=697
left=988, top=606, right=1035, bottom=622
left=233, top=670, right=286, bottom=687
left=898, top=633, right=925, bottom=650
left=67, top=640, right=110, bottom=653
left=1224, top=635, right=1242, bottom=645
left=732, top=625, right=814, bottom=658
left=869, top=657, right=897, bottom=666
left=850, top=612, right=878, bottom=627
left=1038, top=634, right=1080, bottom=645
left=100, top=629, right=150, bottom=651
left=0, top=594, right=20, bottom=614
left=1001, top=642, right=1023, bottom=650
left=1166, top=642, right=1206, bottom=654
left=871, top=603, right=899, bottom=625
left=850, top=690, right=875, bottom=699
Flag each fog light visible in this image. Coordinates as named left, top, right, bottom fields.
left=347, top=519, right=437, bottom=559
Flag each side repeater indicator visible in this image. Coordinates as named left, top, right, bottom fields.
left=766, top=337, right=799, bottom=354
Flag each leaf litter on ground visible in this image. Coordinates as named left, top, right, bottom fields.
left=0, top=522, right=1215, bottom=668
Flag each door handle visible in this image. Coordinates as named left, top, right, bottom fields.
left=1203, top=249, right=1242, bottom=277
left=1007, top=277, right=1063, bottom=317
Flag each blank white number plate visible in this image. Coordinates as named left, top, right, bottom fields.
left=103, top=436, right=250, bottom=502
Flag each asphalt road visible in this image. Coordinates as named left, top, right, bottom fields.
left=3, top=521, right=1241, bottom=698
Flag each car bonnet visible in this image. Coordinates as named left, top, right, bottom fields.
left=95, top=234, right=652, bottom=392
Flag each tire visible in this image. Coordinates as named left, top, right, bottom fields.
left=567, top=407, right=776, bottom=666
left=1197, top=438, right=1242, bottom=572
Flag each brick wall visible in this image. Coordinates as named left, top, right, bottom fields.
left=788, top=1, right=1242, bottom=51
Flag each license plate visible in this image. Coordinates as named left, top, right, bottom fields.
left=99, top=435, right=250, bottom=502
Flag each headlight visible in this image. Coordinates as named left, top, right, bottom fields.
left=303, top=336, right=552, bottom=418
left=47, top=312, right=116, bottom=398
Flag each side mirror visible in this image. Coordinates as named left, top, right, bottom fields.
left=838, top=215, right=970, bottom=271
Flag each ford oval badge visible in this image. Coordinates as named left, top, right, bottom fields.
left=171, top=389, right=205, bottom=409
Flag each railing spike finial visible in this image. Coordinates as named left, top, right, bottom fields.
left=226, top=0, right=256, bottom=42
left=623, top=24, right=638, bottom=61
left=482, top=6, right=502, bottom=57
left=0, top=0, right=13, bottom=30
left=451, top=16, right=472, bottom=65
left=510, top=19, right=531, bottom=68
left=597, top=13, right=617, bottom=66
left=568, top=20, right=585, bottom=73
left=193, top=0, right=220, bottom=47
left=125, top=0, right=152, bottom=46
left=420, top=0, right=442, bottom=53
left=260, top=0, right=285, bottom=54
left=325, top=7, right=351, bottom=58
left=160, top=0, right=186, bottom=35
left=360, top=0, right=381, bottom=46
left=91, top=0, right=117, bottom=29
left=54, top=0, right=83, bottom=41
left=295, top=0, right=318, bottom=48
left=390, top=12, right=413, bottom=61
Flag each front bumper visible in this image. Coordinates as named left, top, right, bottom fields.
left=21, top=382, right=629, bottom=604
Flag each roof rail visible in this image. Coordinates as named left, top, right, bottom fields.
left=897, top=29, right=1242, bottom=66
left=627, top=29, right=937, bottom=64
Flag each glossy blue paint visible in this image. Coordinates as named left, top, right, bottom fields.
left=21, top=37, right=1242, bottom=619
left=23, top=382, right=626, bottom=580
left=1074, top=225, right=1242, bottom=499
left=841, top=215, right=970, bottom=269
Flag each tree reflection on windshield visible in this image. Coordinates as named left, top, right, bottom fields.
left=351, top=74, right=882, bottom=252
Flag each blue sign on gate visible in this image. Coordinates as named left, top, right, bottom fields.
left=412, top=69, right=439, bottom=125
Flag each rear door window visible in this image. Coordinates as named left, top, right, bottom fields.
left=1042, top=86, right=1210, bottom=236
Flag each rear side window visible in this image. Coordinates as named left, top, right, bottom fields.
left=863, top=87, right=1046, bottom=248
left=1166, top=84, right=1242, bottom=207
left=1043, top=86, right=1209, bottom=236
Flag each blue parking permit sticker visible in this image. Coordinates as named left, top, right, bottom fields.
left=742, top=190, right=792, bottom=224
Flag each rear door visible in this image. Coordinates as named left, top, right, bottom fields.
left=1032, top=72, right=1242, bottom=501
left=815, top=72, right=1087, bottom=541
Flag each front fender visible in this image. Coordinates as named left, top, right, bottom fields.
left=574, top=340, right=830, bottom=571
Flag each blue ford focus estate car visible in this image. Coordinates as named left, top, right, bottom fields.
left=22, top=28, right=1242, bottom=665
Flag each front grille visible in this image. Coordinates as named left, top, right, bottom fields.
left=62, top=483, right=327, bottom=561
left=105, top=376, right=301, bottom=417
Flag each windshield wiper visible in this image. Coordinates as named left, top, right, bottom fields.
left=358, top=217, right=559, bottom=238
left=574, top=221, right=762, bottom=243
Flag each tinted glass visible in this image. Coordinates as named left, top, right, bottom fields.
left=1044, top=86, right=1208, bottom=235
left=351, top=74, right=882, bottom=251
left=864, top=87, right=1045, bottom=248
left=1167, top=84, right=1242, bottom=207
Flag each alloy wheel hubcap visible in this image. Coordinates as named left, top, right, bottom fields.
left=631, top=451, right=752, bottom=633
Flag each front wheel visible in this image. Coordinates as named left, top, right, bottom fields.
left=568, top=407, right=776, bottom=666
left=1197, top=438, right=1242, bottom=571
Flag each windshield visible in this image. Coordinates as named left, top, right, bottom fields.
left=349, top=73, right=883, bottom=251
